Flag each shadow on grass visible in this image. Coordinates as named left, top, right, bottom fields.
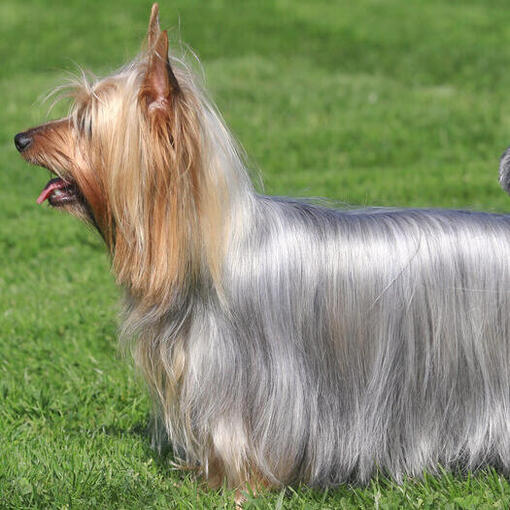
left=102, top=415, right=179, bottom=472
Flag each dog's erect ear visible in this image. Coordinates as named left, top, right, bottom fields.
left=141, top=30, right=180, bottom=112
left=147, top=3, right=161, bottom=49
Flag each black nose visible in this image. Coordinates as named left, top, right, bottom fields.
left=14, top=132, right=32, bottom=152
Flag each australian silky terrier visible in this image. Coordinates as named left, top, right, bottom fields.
left=15, top=3, right=510, bottom=492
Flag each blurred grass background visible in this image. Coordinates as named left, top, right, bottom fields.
left=2, top=0, right=510, bottom=507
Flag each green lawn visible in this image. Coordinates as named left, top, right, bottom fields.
left=2, top=0, right=510, bottom=508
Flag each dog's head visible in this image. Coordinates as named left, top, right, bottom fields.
left=14, top=4, right=208, bottom=302
left=15, top=4, right=189, bottom=229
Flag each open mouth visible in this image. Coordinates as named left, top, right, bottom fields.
left=37, top=177, right=78, bottom=207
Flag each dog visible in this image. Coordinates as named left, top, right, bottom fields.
left=14, top=3, right=510, bottom=493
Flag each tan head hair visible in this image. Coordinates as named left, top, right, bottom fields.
left=20, top=3, right=253, bottom=312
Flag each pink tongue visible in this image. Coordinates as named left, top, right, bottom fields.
left=37, top=179, right=68, bottom=204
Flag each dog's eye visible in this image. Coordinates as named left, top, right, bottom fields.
left=78, top=115, right=92, bottom=137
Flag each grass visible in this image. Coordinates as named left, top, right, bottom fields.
left=2, top=0, right=510, bottom=507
